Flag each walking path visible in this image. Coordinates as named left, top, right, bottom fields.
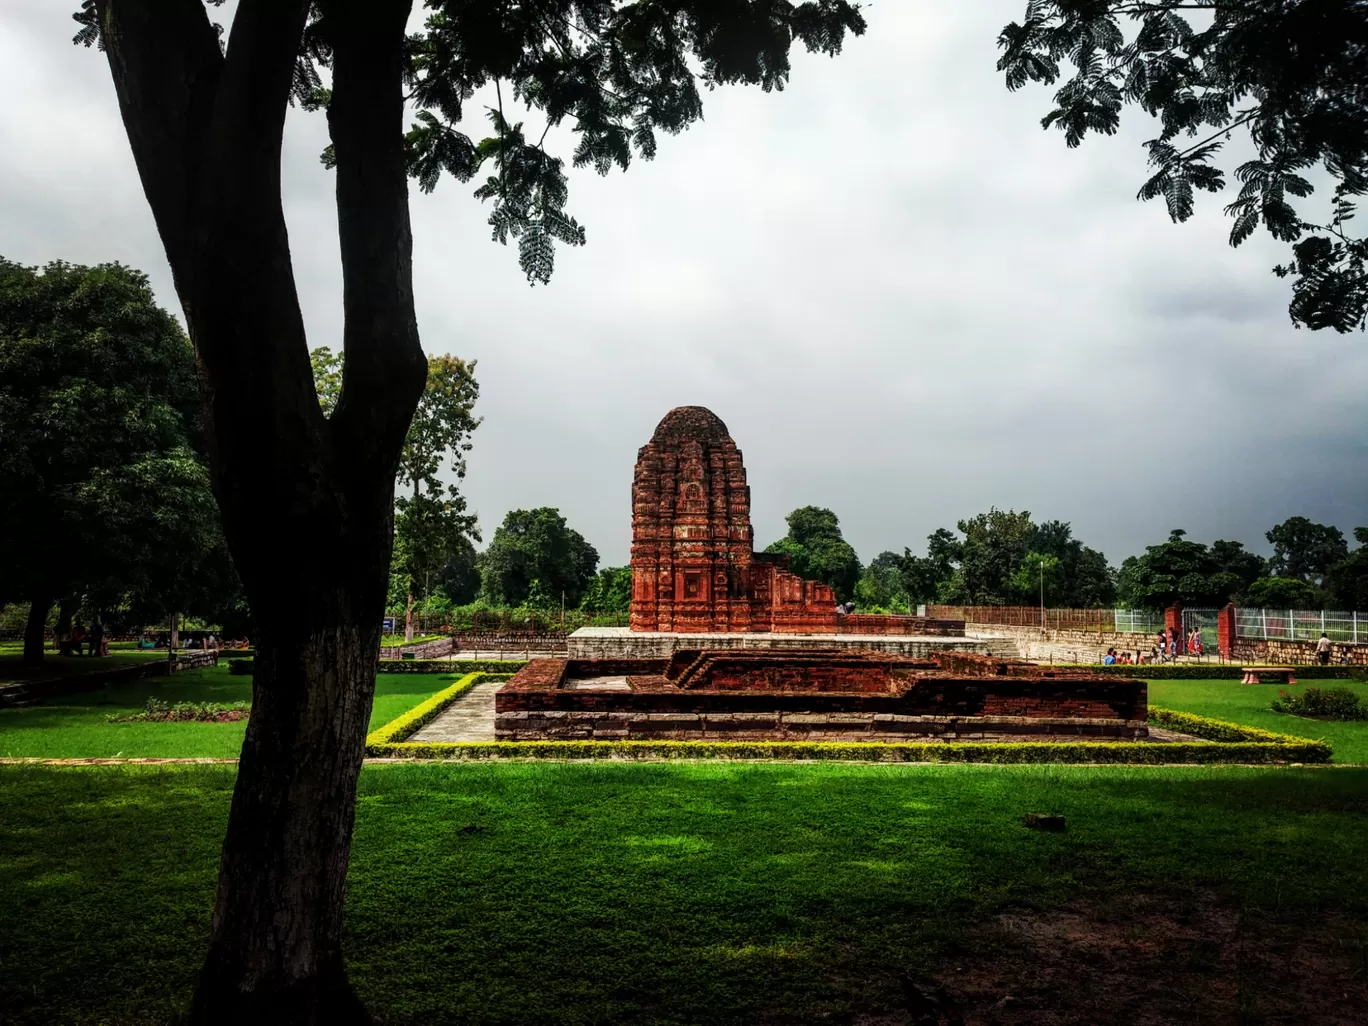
left=409, top=679, right=501, bottom=742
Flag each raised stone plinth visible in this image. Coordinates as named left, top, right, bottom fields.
left=568, top=626, right=988, bottom=660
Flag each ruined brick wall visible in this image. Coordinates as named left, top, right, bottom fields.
left=496, top=658, right=1148, bottom=741
left=838, top=614, right=964, bottom=637
left=495, top=678, right=1147, bottom=741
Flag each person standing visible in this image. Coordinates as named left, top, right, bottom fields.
left=1317, top=632, right=1332, bottom=666
left=89, top=619, right=105, bottom=659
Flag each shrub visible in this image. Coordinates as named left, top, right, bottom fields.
left=1270, top=686, right=1368, bottom=721
left=364, top=702, right=1331, bottom=765
left=365, top=672, right=513, bottom=751
left=373, top=658, right=528, bottom=674
left=108, top=698, right=251, bottom=723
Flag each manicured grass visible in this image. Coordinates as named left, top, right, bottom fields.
left=0, top=666, right=462, bottom=759
left=0, top=648, right=166, bottom=686
left=0, top=762, right=1365, bottom=1024
left=1148, top=678, right=1368, bottom=764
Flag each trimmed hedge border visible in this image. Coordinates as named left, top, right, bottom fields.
left=1076, top=664, right=1366, bottom=680
left=366, top=673, right=514, bottom=751
left=364, top=687, right=1333, bottom=763
left=231, top=658, right=528, bottom=677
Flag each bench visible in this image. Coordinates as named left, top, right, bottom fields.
left=1241, top=666, right=1297, bottom=685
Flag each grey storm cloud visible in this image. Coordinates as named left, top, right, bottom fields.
left=2, top=0, right=1365, bottom=570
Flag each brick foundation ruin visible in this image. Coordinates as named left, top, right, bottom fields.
left=495, top=650, right=1148, bottom=743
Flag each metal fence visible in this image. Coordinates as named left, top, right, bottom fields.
left=1114, top=608, right=1165, bottom=634
left=925, top=606, right=1116, bottom=630
left=1235, top=608, right=1364, bottom=644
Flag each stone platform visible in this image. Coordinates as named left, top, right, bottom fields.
left=567, top=627, right=988, bottom=661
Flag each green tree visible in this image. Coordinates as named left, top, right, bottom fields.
left=854, top=551, right=908, bottom=611
left=998, top=1, right=1368, bottom=332
left=763, top=506, right=862, bottom=602
left=0, top=258, right=228, bottom=663
left=1265, top=516, right=1349, bottom=586
left=437, top=538, right=481, bottom=607
left=1010, top=552, right=1063, bottom=606
left=479, top=508, right=599, bottom=608
left=950, top=508, right=1036, bottom=605
left=74, top=1, right=864, bottom=1014
left=1325, top=527, right=1368, bottom=610
left=580, top=566, right=633, bottom=615
left=1116, top=529, right=1244, bottom=610
left=1023, top=519, right=1116, bottom=607
left=1210, top=539, right=1269, bottom=596
left=1244, top=576, right=1324, bottom=609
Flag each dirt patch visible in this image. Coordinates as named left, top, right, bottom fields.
left=929, top=890, right=1368, bottom=1025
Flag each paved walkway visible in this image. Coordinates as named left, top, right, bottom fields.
left=409, top=680, right=501, bottom=742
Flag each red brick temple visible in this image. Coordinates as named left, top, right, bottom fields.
left=629, top=406, right=841, bottom=634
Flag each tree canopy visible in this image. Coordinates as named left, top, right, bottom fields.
left=1265, top=515, right=1349, bottom=586
left=998, top=0, right=1368, bottom=332
left=0, top=257, right=233, bottom=661
left=580, top=565, right=633, bottom=614
left=1117, top=529, right=1265, bottom=609
left=479, top=507, right=599, bottom=608
left=894, top=510, right=1116, bottom=608
left=764, top=506, right=862, bottom=602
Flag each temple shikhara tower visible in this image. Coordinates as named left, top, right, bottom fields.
left=629, top=406, right=837, bottom=633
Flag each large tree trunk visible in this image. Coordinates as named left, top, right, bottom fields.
left=189, top=618, right=381, bottom=1024
left=22, top=595, right=52, bottom=666
left=97, top=1, right=424, bottom=1021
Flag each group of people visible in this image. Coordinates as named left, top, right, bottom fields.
left=1101, top=627, right=1205, bottom=666
left=55, top=620, right=108, bottom=658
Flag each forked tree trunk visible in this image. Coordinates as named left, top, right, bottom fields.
left=96, top=1, right=424, bottom=1022
left=22, top=595, right=52, bottom=666
left=405, top=586, right=415, bottom=642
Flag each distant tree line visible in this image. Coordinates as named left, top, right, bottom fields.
left=406, top=504, right=1368, bottom=620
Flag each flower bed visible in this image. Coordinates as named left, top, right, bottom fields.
left=107, top=698, right=251, bottom=723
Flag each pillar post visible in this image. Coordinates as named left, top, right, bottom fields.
left=1217, top=603, right=1237, bottom=660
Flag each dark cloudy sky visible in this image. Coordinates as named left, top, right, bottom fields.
left=3, top=1, right=1365, bottom=569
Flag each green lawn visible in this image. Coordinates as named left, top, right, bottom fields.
left=1150, top=678, right=1368, bottom=763
left=0, top=665, right=461, bottom=759
left=0, top=647, right=167, bottom=686
left=1, top=762, right=1365, bottom=1025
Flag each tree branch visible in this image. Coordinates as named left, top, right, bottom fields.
left=96, top=0, right=224, bottom=274
left=1172, top=108, right=1259, bottom=159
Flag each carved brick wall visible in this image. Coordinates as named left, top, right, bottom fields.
left=630, top=407, right=836, bottom=633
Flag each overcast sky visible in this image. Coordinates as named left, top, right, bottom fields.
left=3, top=1, right=1365, bottom=570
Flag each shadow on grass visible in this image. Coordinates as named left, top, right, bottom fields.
left=1, top=763, right=1366, bottom=1025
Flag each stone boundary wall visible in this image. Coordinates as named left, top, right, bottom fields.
left=965, top=622, right=1158, bottom=652
left=1232, top=637, right=1368, bottom=665
left=379, top=637, right=457, bottom=660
